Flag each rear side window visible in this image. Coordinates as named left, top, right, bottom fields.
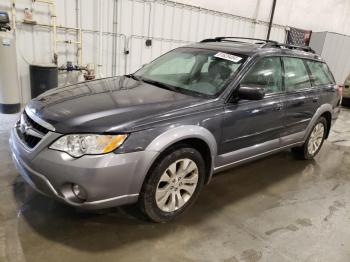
left=241, top=57, right=283, bottom=94
left=283, top=57, right=311, bottom=91
left=306, top=61, right=335, bottom=86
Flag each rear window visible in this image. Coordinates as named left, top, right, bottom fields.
left=283, top=57, right=312, bottom=91
left=306, top=61, right=335, bottom=86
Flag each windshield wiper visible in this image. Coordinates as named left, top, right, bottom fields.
left=126, top=74, right=179, bottom=93
left=141, top=78, right=178, bottom=92
left=125, top=74, right=142, bottom=81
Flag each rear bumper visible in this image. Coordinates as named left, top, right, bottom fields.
left=10, top=128, right=158, bottom=209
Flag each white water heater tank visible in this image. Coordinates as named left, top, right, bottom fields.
left=0, top=31, right=20, bottom=113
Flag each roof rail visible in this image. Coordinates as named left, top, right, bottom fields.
left=199, top=37, right=316, bottom=54
left=200, top=37, right=278, bottom=44
left=261, top=42, right=316, bottom=53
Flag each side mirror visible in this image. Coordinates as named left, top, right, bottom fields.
left=238, top=85, right=265, bottom=100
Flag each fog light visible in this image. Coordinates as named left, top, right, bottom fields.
left=72, top=184, right=87, bottom=201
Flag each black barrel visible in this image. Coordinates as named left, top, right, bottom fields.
left=29, top=64, right=58, bottom=98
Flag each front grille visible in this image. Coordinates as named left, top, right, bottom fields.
left=24, top=111, right=49, bottom=135
left=17, top=111, right=50, bottom=149
left=21, top=132, right=42, bottom=148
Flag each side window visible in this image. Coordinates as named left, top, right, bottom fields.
left=283, top=57, right=312, bottom=91
left=306, top=61, right=335, bottom=86
left=241, top=57, right=283, bottom=94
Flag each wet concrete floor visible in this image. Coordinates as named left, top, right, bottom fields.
left=1, top=108, right=350, bottom=262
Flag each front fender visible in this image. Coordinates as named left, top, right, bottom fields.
left=127, top=125, right=218, bottom=194
left=146, top=125, right=217, bottom=157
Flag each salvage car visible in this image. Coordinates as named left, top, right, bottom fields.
left=10, top=37, right=341, bottom=222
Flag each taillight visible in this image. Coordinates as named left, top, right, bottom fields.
left=336, top=84, right=343, bottom=97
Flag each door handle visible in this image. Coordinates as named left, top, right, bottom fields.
left=274, top=104, right=283, bottom=111
left=312, top=97, right=319, bottom=103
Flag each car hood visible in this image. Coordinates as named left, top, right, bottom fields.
left=26, top=76, right=209, bottom=133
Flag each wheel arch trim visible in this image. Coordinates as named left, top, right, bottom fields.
left=304, top=103, right=333, bottom=141
left=145, top=125, right=218, bottom=182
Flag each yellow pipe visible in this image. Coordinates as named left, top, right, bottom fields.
left=34, top=0, right=54, bottom=4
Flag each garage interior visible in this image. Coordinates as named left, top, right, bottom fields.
left=1, top=0, right=350, bottom=261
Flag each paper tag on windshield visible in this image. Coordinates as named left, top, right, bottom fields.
left=214, top=52, right=242, bottom=63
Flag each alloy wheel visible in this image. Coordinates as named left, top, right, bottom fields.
left=155, top=158, right=199, bottom=212
left=307, top=122, right=325, bottom=155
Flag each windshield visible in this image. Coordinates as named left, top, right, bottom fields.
left=134, top=48, right=246, bottom=97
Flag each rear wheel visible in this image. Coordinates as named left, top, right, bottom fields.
left=292, top=117, right=327, bottom=160
left=139, top=146, right=205, bottom=223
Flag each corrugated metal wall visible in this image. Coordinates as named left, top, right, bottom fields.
left=324, top=33, right=350, bottom=83
left=1, top=0, right=287, bottom=103
left=121, top=0, right=286, bottom=73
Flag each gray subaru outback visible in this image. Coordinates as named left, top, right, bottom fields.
left=10, top=37, right=341, bottom=222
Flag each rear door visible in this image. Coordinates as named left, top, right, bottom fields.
left=305, top=60, right=337, bottom=105
left=281, top=57, right=320, bottom=139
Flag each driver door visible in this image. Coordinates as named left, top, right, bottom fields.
left=217, top=56, right=285, bottom=165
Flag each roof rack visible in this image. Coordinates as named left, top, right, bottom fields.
left=200, top=37, right=278, bottom=44
left=261, top=42, right=316, bottom=53
left=199, top=37, right=316, bottom=54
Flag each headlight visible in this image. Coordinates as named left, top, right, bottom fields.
left=49, top=134, right=128, bottom=157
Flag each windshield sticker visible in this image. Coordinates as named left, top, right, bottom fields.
left=214, top=52, right=242, bottom=63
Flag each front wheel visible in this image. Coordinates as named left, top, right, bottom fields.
left=292, top=117, right=327, bottom=160
left=139, top=146, right=205, bottom=223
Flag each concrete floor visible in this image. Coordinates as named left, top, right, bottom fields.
left=1, top=108, right=350, bottom=262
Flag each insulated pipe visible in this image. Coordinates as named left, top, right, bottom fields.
left=98, top=0, right=103, bottom=78
left=76, top=0, right=83, bottom=66
left=266, top=0, right=277, bottom=41
left=33, top=0, right=58, bottom=64
left=111, top=0, right=118, bottom=76
left=11, top=0, right=16, bottom=31
left=50, top=2, right=57, bottom=64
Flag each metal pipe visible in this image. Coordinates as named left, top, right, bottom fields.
left=11, top=0, right=16, bottom=31
left=33, top=0, right=57, bottom=63
left=98, top=0, right=103, bottom=77
left=16, top=21, right=120, bottom=36
left=78, top=0, right=83, bottom=66
left=76, top=0, right=83, bottom=66
left=111, top=0, right=118, bottom=76
left=78, top=28, right=82, bottom=65
left=147, top=0, right=152, bottom=39
left=266, top=0, right=277, bottom=40
left=34, top=0, right=54, bottom=4
left=56, top=40, right=81, bottom=44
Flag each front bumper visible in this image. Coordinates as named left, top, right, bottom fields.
left=9, top=128, right=158, bottom=209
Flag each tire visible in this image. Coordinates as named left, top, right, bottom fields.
left=292, top=117, right=327, bottom=160
left=138, top=146, right=205, bottom=223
